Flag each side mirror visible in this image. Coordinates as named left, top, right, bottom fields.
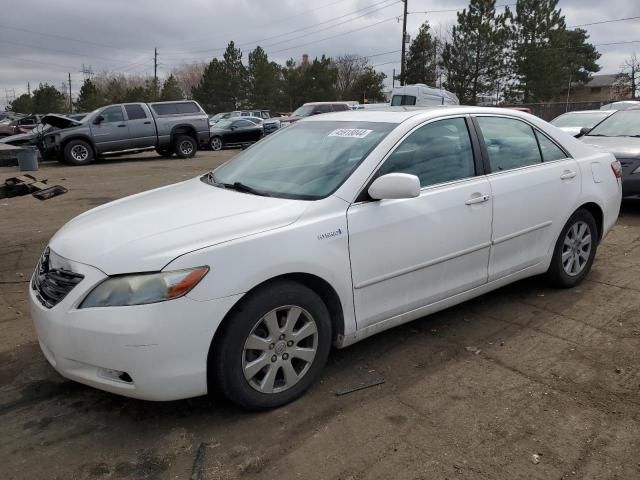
left=368, top=173, right=421, bottom=200
left=578, top=127, right=591, bottom=137
left=230, top=125, right=236, bottom=130
left=93, top=115, right=104, bottom=125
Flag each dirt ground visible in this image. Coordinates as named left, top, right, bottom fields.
left=1, top=151, right=639, bottom=480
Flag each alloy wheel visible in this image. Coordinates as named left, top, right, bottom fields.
left=562, top=220, right=592, bottom=276
left=210, top=137, right=222, bottom=150
left=71, top=145, right=89, bottom=162
left=242, top=305, right=318, bottom=394
left=179, top=140, right=194, bottom=156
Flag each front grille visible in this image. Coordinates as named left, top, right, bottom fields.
left=32, top=248, right=84, bottom=308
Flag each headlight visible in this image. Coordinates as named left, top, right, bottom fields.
left=80, top=266, right=208, bottom=308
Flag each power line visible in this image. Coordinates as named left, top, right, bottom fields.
left=164, top=0, right=399, bottom=59
left=1, top=38, right=130, bottom=65
left=568, top=15, right=640, bottom=28
left=0, top=23, right=121, bottom=49
left=408, top=2, right=515, bottom=15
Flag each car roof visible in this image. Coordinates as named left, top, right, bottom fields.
left=557, top=110, right=612, bottom=115
left=302, top=101, right=353, bottom=106
left=302, top=105, right=542, bottom=124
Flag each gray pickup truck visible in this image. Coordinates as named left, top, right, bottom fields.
left=40, top=100, right=210, bottom=165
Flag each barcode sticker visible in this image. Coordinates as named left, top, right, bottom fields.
left=328, top=128, right=372, bottom=139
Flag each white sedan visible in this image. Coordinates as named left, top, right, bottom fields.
left=29, top=107, right=622, bottom=409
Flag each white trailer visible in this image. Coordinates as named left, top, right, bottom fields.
left=390, top=84, right=459, bottom=107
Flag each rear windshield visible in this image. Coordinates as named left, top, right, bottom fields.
left=150, top=102, right=201, bottom=115
left=551, top=112, right=610, bottom=128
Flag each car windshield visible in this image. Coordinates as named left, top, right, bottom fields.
left=206, top=121, right=395, bottom=200
left=216, top=119, right=233, bottom=129
left=552, top=112, right=610, bottom=128
left=291, top=105, right=315, bottom=117
left=587, top=110, right=640, bottom=137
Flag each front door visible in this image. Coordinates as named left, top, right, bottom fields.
left=91, top=105, right=129, bottom=152
left=347, top=117, right=493, bottom=328
left=124, top=104, right=156, bottom=148
left=473, top=115, right=582, bottom=281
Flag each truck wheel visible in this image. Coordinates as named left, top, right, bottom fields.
left=174, top=135, right=197, bottom=159
left=155, top=147, right=173, bottom=158
left=210, top=280, right=332, bottom=410
left=210, top=136, right=223, bottom=151
left=63, top=139, right=95, bottom=166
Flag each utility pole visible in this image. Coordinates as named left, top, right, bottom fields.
left=68, top=73, right=72, bottom=113
left=27, top=82, right=31, bottom=96
left=392, top=68, right=396, bottom=88
left=400, top=0, right=408, bottom=86
left=154, top=47, right=159, bottom=100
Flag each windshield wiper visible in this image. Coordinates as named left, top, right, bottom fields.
left=213, top=178, right=271, bottom=197
left=585, top=134, right=610, bottom=137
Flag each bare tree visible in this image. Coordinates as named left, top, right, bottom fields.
left=171, top=62, right=207, bottom=99
left=333, top=54, right=368, bottom=100
left=623, top=53, right=639, bottom=99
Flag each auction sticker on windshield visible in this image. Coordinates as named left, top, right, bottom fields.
left=328, top=128, right=372, bottom=139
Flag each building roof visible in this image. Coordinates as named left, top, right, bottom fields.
left=585, top=74, right=624, bottom=88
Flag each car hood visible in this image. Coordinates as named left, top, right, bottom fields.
left=580, top=136, right=640, bottom=158
left=41, top=114, right=83, bottom=129
left=50, top=176, right=309, bottom=275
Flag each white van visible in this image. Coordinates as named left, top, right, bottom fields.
left=391, top=84, right=459, bottom=107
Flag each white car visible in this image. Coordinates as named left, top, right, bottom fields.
left=550, top=109, right=614, bottom=137
left=30, top=107, right=622, bottom=409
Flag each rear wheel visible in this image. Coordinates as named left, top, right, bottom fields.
left=63, top=139, right=94, bottom=166
left=211, top=280, right=332, bottom=410
left=174, top=135, right=197, bottom=159
left=546, top=209, right=598, bottom=288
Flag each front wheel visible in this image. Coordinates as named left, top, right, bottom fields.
left=211, top=280, right=332, bottom=410
left=63, top=139, right=95, bottom=165
left=174, top=135, right=197, bottom=159
left=546, top=209, right=598, bottom=288
left=210, top=136, right=223, bottom=151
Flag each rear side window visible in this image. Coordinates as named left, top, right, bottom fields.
left=176, top=102, right=200, bottom=114
left=535, top=131, right=567, bottom=162
left=125, top=104, right=147, bottom=120
left=331, top=104, right=349, bottom=112
left=476, top=116, right=542, bottom=172
left=391, top=95, right=417, bottom=106
left=233, top=120, right=255, bottom=128
left=377, top=117, right=475, bottom=187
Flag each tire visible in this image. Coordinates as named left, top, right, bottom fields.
left=174, top=135, right=197, bottom=158
left=211, top=280, right=332, bottom=410
left=155, top=147, right=173, bottom=158
left=546, top=209, right=598, bottom=288
left=63, top=139, right=95, bottom=166
left=210, top=136, right=223, bottom=151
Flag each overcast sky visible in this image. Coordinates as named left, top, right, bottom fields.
left=1, top=0, right=638, bottom=108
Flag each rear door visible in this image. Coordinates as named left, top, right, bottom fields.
left=125, top=104, right=156, bottom=148
left=232, top=119, right=259, bottom=142
left=91, top=105, right=129, bottom=152
left=473, top=115, right=581, bottom=281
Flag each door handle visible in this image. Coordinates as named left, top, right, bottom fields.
left=465, top=194, right=490, bottom=205
left=117, top=124, right=126, bottom=128
left=143, top=121, right=151, bottom=124
left=560, top=170, right=577, bottom=180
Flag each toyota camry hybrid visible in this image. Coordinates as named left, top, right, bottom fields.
left=30, top=107, right=622, bottom=410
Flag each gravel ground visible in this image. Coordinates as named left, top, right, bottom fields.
left=1, top=151, right=639, bottom=480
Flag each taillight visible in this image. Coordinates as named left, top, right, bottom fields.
left=611, top=160, right=622, bottom=179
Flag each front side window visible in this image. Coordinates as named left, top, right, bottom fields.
left=125, top=104, right=147, bottom=120
left=377, top=117, right=475, bottom=187
left=315, top=105, right=331, bottom=114
left=101, top=106, right=124, bottom=123
left=331, top=104, right=349, bottom=111
left=208, top=121, right=395, bottom=199
left=476, top=116, right=542, bottom=172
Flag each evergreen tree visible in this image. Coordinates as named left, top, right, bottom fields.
left=31, top=83, right=66, bottom=113
left=222, top=41, right=248, bottom=109
left=404, top=22, right=437, bottom=86
left=192, top=58, right=231, bottom=113
left=160, top=75, right=184, bottom=101
left=509, top=0, right=599, bottom=102
left=348, top=68, right=387, bottom=103
left=441, top=0, right=510, bottom=105
left=247, top=46, right=282, bottom=110
left=75, top=79, right=105, bottom=112
left=9, top=94, right=33, bottom=113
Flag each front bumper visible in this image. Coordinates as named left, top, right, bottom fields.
left=29, top=257, right=242, bottom=401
